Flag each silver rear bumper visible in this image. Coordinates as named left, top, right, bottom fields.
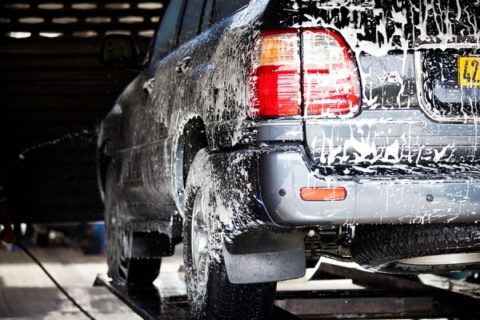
left=259, top=150, right=480, bottom=225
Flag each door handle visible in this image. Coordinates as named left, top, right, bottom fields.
left=175, top=56, right=192, bottom=74
left=143, top=78, right=155, bottom=95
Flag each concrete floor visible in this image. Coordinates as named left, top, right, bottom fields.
left=0, top=242, right=317, bottom=319
left=0, top=240, right=190, bottom=319
left=0, top=242, right=368, bottom=319
left=0, top=244, right=137, bottom=319
left=3, top=241, right=454, bottom=319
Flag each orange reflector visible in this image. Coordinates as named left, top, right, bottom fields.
left=300, top=187, right=347, bottom=201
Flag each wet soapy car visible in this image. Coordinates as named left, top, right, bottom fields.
left=98, top=0, right=480, bottom=318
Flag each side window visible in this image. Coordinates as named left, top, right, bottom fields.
left=200, top=0, right=214, bottom=32
left=151, top=0, right=185, bottom=62
left=178, top=0, right=205, bottom=46
left=211, top=0, right=250, bottom=25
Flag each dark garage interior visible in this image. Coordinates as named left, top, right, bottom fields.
left=0, top=0, right=163, bottom=223
left=1, top=0, right=480, bottom=319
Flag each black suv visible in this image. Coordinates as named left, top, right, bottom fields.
left=98, top=0, right=480, bottom=318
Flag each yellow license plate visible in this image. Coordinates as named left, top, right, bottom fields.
left=458, top=56, right=480, bottom=87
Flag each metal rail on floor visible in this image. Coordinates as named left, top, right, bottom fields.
left=94, top=261, right=480, bottom=319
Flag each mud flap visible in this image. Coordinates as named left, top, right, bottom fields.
left=130, top=232, right=174, bottom=258
left=223, top=243, right=306, bottom=284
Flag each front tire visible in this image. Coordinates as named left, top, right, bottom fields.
left=104, top=167, right=160, bottom=285
left=183, top=187, right=277, bottom=320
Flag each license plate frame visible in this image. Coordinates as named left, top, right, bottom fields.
left=458, top=56, right=480, bottom=87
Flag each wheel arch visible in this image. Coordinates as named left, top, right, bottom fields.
left=173, top=116, right=209, bottom=213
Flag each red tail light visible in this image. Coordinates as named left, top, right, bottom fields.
left=249, top=30, right=301, bottom=117
left=249, top=28, right=360, bottom=118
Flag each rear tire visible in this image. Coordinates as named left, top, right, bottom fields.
left=183, top=187, right=276, bottom=320
left=104, top=167, right=160, bottom=285
left=350, top=224, right=480, bottom=273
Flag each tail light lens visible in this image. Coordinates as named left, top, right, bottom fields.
left=249, top=31, right=301, bottom=117
left=302, top=29, right=360, bottom=116
left=249, top=28, right=360, bottom=118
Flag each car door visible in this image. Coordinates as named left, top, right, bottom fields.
left=120, top=0, right=186, bottom=222
left=146, top=0, right=209, bottom=210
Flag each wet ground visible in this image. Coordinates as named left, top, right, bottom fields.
left=0, top=242, right=188, bottom=319
left=0, top=244, right=139, bottom=319
left=1, top=242, right=480, bottom=319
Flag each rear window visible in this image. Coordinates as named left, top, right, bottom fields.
left=211, top=0, right=250, bottom=25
